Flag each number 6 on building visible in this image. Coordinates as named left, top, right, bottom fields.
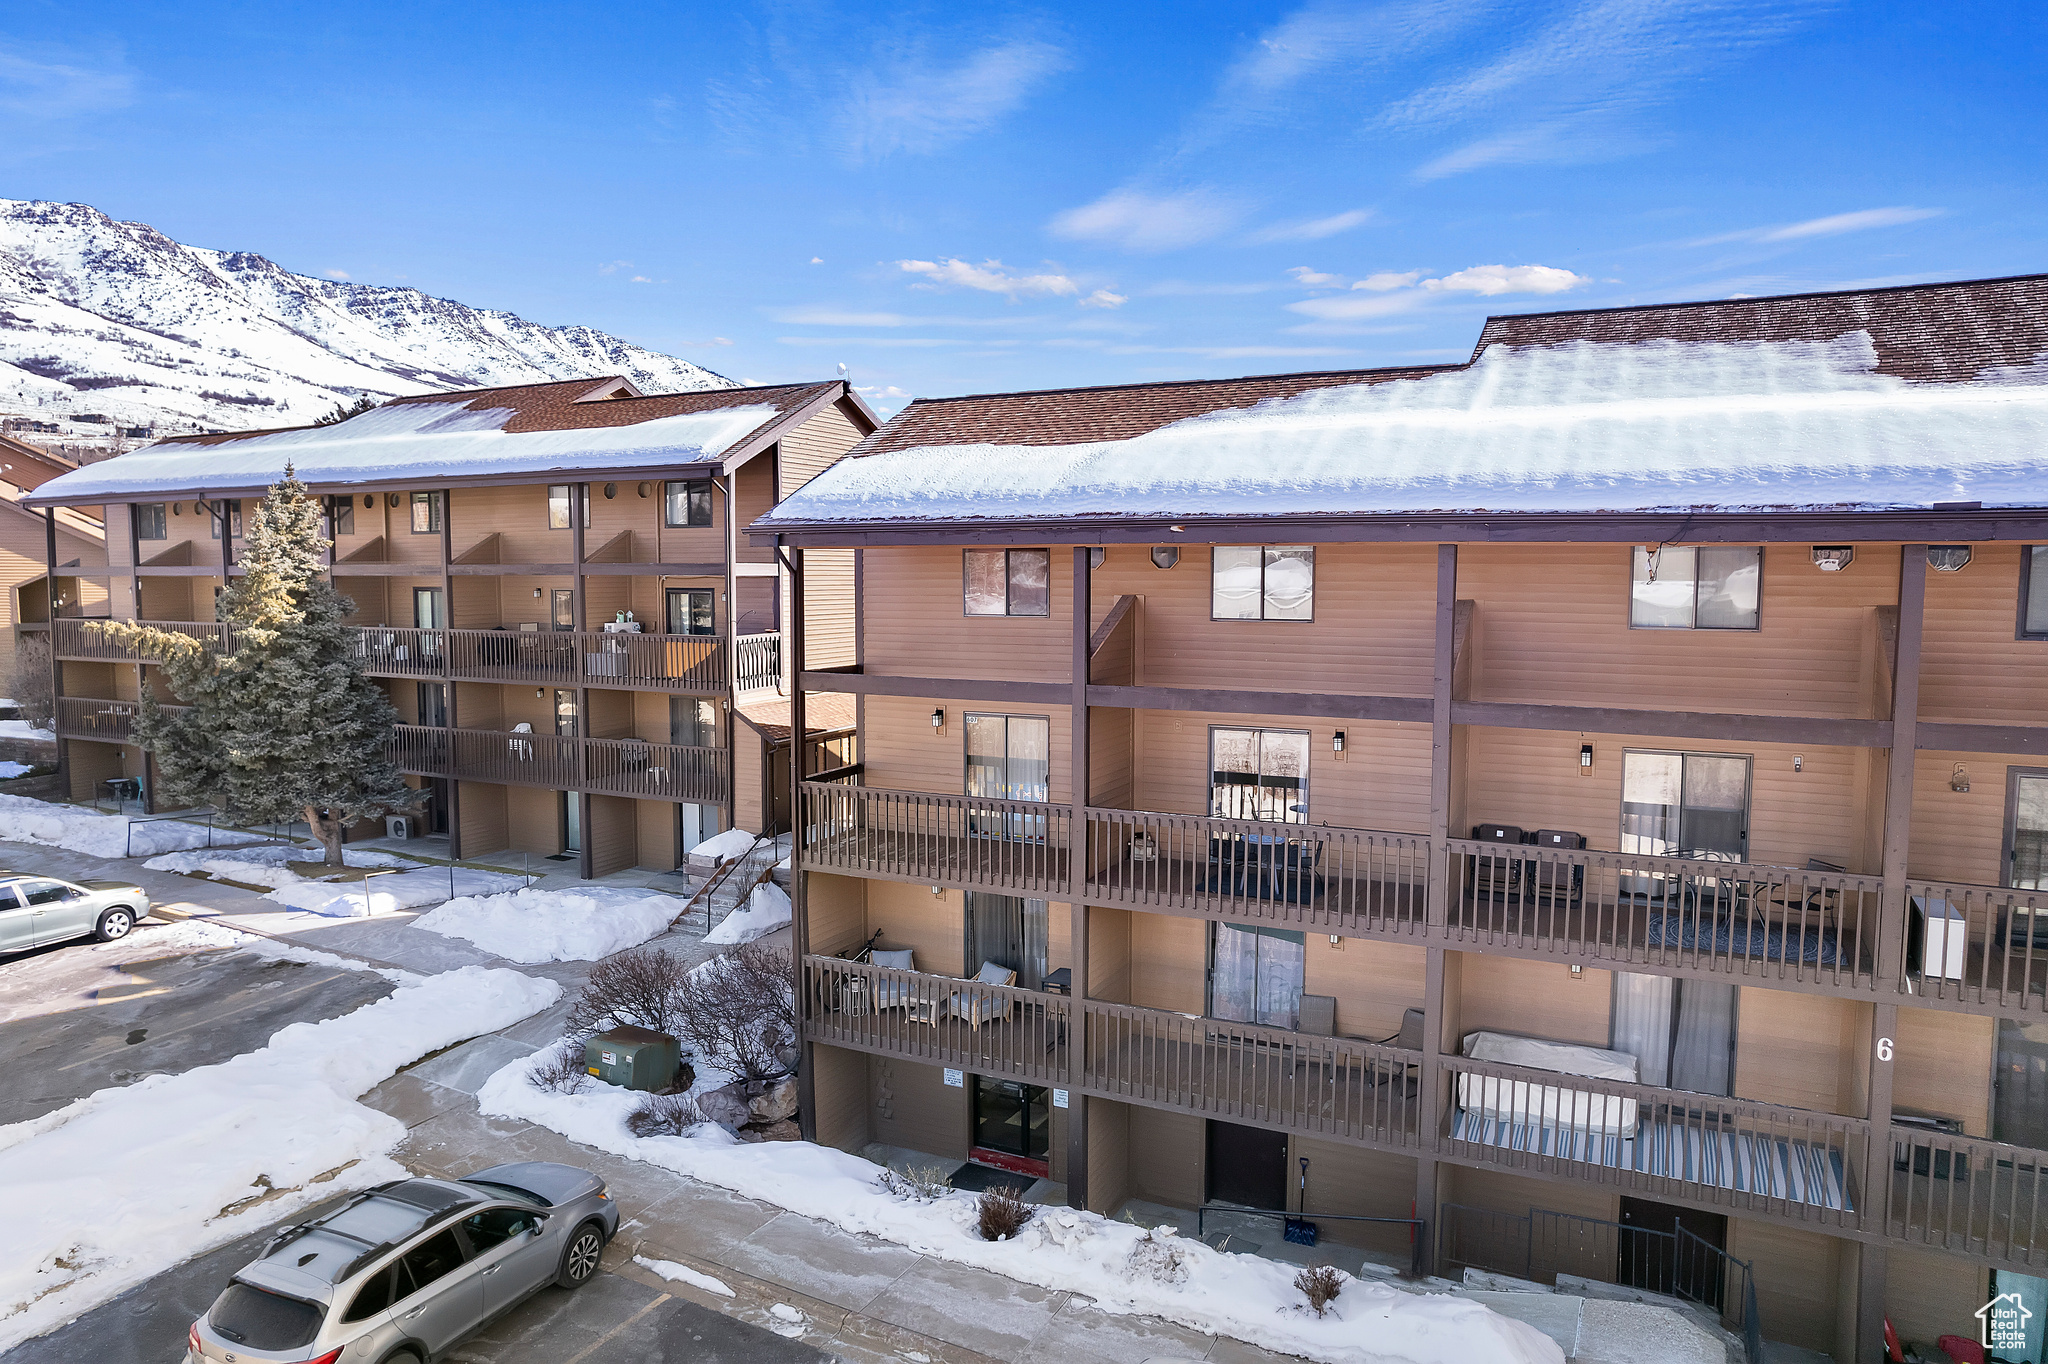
left=1878, top=1037, right=1895, bottom=1062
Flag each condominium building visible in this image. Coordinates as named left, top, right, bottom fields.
left=756, top=274, right=2048, bottom=1363
left=23, top=375, right=873, bottom=871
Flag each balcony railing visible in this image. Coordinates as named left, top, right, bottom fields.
left=55, top=696, right=189, bottom=743
left=1445, top=839, right=1884, bottom=994
left=354, top=628, right=729, bottom=692
left=387, top=724, right=727, bottom=804
left=734, top=631, right=782, bottom=694
left=1898, top=879, right=2048, bottom=1015
left=802, top=955, right=1066, bottom=1085
left=1886, top=1122, right=2048, bottom=1268
left=800, top=783, right=1072, bottom=895
left=53, top=618, right=234, bottom=660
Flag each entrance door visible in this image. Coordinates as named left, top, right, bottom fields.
left=416, top=682, right=448, bottom=728
left=552, top=588, right=576, bottom=631
left=1998, top=1019, right=2048, bottom=1151
left=1210, top=923, right=1307, bottom=1029
left=964, top=713, right=1050, bottom=839
left=423, top=778, right=451, bottom=835
left=1611, top=972, right=1737, bottom=1095
left=1206, top=1120, right=1288, bottom=1210
left=970, top=1077, right=1050, bottom=1176
left=1618, top=1197, right=1727, bottom=1310
left=667, top=588, right=714, bottom=636
left=561, top=792, right=581, bottom=854
left=964, top=894, right=1048, bottom=990
left=554, top=689, right=579, bottom=738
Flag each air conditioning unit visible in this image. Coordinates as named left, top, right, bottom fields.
left=385, top=814, right=419, bottom=840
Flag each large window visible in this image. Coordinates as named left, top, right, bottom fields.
left=671, top=697, right=718, bottom=748
left=330, top=498, right=354, bottom=537
left=1620, top=750, right=1750, bottom=861
left=1212, top=546, right=1314, bottom=620
left=547, top=484, right=589, bottom=530
left=664, top=479, right=713, bottom=528
left=666, top=587, right=714, bottom=635
left=1629, top=546, right=1760, bottom=629
left=2020, top=547, right=2048, bottom=639
left=1210, top=727, right=1309, bottom=823
left=409, top=491, right=442, bottom=534
left=207, top=499, right=243, bottom=540
left=965, top=712, right=1050, bottom=839
left=964, top=893, right=1048, bottom=990
left=1210, top=923, right=1307, bottom=1029
left=1612, top=972, right=1736, bottom=1095
left=134, top=503, right=166, bottom=540
left=963, top=548, right=1050, bottom=617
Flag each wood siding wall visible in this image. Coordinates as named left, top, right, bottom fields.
left=458, top=779, right=508, bottom=856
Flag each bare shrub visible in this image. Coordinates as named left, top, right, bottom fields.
left=527, top=1040, right=590, bottom=1095
left=1296, top=1264, right=1342, bottom=1317
left=877, top=1164, right=952, bottom=1203
left=565, top=946, right=691, bottom=1038
left=11, top=634, right=52, bottom=731
left=677, top=944, right=796, bottom=1082
left=624, top=1091, right=705, bottom=1138
left=975, top=1185, right=1032, bottom=1242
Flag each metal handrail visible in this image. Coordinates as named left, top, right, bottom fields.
left=1194, top=1205, right=1427, bottom=1279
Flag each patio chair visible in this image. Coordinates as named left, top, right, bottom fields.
left=950, top=961, right=1018, bottom=1029
left=866, top=948, right=918, bottom=1011
left=508, top=722, right=534, bottom=761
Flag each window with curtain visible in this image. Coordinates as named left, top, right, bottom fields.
left=965, top=713, right=1050, bottom=839
left=1212, top=546, right=1315, bottom=620
left=664, top=479, right=714, bottom=528
left=1629, top=545, right=1761, bottom=629
left=1210, top=924, right=1307, bottom=1030
left=1210, top=727, right=1310, bottom=823
left=964, top=894, right=1048, bottom=990
left=1611, top=971, right=1736, bottom=1095
left=963, top=548, right=1051, bottom=616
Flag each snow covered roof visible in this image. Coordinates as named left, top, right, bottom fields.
left=756, top=274, right=2048, bottom=540
left=23, top=377, right=855, bottom=504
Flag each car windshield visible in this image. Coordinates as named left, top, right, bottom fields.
left=461, top=1179, right=547, bottom=1207
left=212, top=1282, right=324, bottom=1350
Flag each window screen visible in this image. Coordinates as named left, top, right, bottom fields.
left=1212, top=547, right=1314, bottom=620
left=2023, top=547, right=2048, bottom=638
left=135, top=504, right=167, bottom=540
left=1630, top=546, right=1760, bottom=629
left=963, top=549, right=1051, bottom=616
left=664, top=480, right=714, bottom=527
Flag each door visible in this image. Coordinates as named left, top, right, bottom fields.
left=416, top=683, right=448, bottom=728
left=1998, top=1019, right=2048, bottom=1151
left=1617, top=1198, right=1727, bottom=1310
left=424, top=778, right=451, bottom=835
left=1209, top=727, right=1311, bottom=823
left=964, top=894, right=1048, bottom=989
left=19, top=878, right=91, bottom=946
left=2006, top=772, right=2048, bottom=950
left=0, top=886, right=32, bottom=952
left=460, top=1206, right=553, bottom=1318
left=667, top=587, right=715, bottom=636
left=561, top=792, right=581, bottom=854
left=1610, top=972, right=1737, bottom=1095
left=390, top=1227, right=479, bottom=1354
left=970, top=1077, right=1050, bottom=1174
left=554, top=690, right=579, bottom=738
left=1206, top=1120, right=1288, bottom=1210
left=552, top=588, right=576, bottom=631
left=1210, top=923, right=1307, bottom=1030
left=964, top=713, right=1050, bottom=839
left=1620, top=752, right=1750, bottom=862
left=671, top=696, right=718, bottom=747
left=413, top=587, right=443, bottom=630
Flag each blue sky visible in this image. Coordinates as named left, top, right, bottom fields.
left=2, top=1, right=2043, bottom=416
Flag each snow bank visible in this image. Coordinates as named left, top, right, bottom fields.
left=0, top=762, right=34, bottom=779
left=0, top=794, right=265, bottom=859
left=411, top=887, right=680, bottom=963
left=266, top=865, right=525, bottom=918
left=481, top=1051, right=1558, bottom=1364
left=706, top=881, right=791, bottom=946
left=144, top=843, right=409, bottom=890
left=0, top=965, right=560, bottom=1350
left=634, top=1255, right=735, bottom=1297
left=0, top=721, right=54, bottom=743
left=690, top=827, right=761, bottom=861
left=759, top=333, right=2048, bottom=524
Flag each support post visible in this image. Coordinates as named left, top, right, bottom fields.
left=1067, top=546, right=1092, bottom=1210
left=44, top=509, right=63, bottom=799
left=572, top=484, right=592, bottom=879
left=440, top=489, right=461, bottom=860
left=787, top=539, right=817, bottom=1141
left=1415, top=544, right=1458, bottom=1260
left=722, top=472, right=739, bottom=835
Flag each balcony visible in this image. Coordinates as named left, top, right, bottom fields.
left=801, top=784, right=1073, bottom=896
left=53, top=618, right=233, bottom=661
left=55, top=696, right=187, bottom=744
left=387, top=724, right=728, bottom=804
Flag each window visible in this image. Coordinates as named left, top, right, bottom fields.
left=459, top=1207, right=539, bottom=1252
left=547, top=484, right=588, bottom=530
left=416, top=683, right=448, bottom=728
left=964, top=712, right=1050, bottom=839
left=1612, top=972, right=1736, bottom=1095
left=409, top=491, right=442, bottom=534
left=134, top=504, right=166, bottom=540
left=210, top=1283, right=324, bottom=1351
left=554, top=689, right=579, bottom=738
left=964, top=893, right=1048, bottom=990
left=343, top=1264, right=397, bottom=1322
left=963, top=548, right=1050, bottom=617
left=666, top=587, right=714, bottom=636
left=18, top=879, right=74, bottom=905
left=2020, top=547, right=2048, bottom=639
left=2009, top=771, right=2048, bottom=890
left=208, top=499, right=243, bottom=539
left=330, top=498, right=354, bottom=536
left=395, top=1229, right=466, bottom=1300
left=664, top=479, right=713, bottom=528
left=1629, top=546, right=1760, bottom=629
left=1210, top=924, right=1307, bottom=1029
left=1209, top=727, right=1309, bottom=823
left=1620, top=751, right=1750, bottom=862
left=670, top=696, right=719, bottom=747
left=413, top=588, right=443, bottom=630
left=1212, top=546, right=1314, bottom=621
left=551, top=588, right=576, bottom=631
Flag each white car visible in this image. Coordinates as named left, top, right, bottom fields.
left=0, top=873, right=150, bottom=953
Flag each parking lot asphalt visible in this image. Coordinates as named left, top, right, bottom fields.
left=0, top=916, right=394, bottom=1125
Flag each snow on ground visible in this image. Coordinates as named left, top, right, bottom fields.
left=481, top=1053, right=1558, bottom=1364
left=411, top=886, right=680, bottom=963
left=690, top=827, right=762, bottom=861
left=265, top=865, right=525, bottom=918
left=0, top=721, right=54, bottom=743
left=0, top=964, right=559, bottom=1351
left=634, top=1256, right=735, bottom=1297
left=0, top=793, right=265, bottom=859
left=0, top=761, right=34, bottom=779
left=705, top=881, right=791, bottom=946
left=144, top=843, right=410, bottom=890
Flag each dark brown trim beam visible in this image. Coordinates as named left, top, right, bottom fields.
left=1093, top=684, right=1432, bottom=723
left=800, top=670, right=1069, bottom=705
left=1453, top=701, right=1893, bottom=747
left=1913, top=722, right=2048, bottom=755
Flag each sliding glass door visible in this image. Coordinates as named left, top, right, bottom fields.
left=964, top=893, right=1048, bottom=990
left=1210, top=923, right=1307, bottom=1030
left=1620, top=751, right=1750, bottom=861
left=965, top=713, right=1050, bottom=840
left=1611, top=971, right=1736, bottom=1094
left=1210, top=727, right=1310, bottom=824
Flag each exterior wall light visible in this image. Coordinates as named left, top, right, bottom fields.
left=1929, top=546, right=1973, bottom=572
left=1811, top=546, right=1855, bottom=572
left=1952, top=763, right=1971, bottom=793
left=931, top=707, right=945, bottom=729
left=1150, top=546, right=1179, bottom=569
left=1579, top=743, right=1594, bottom=770
left=1332, top=730, right=1346, bottom=753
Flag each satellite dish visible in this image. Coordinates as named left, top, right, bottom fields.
left=837, top=363, right=848, bottom=377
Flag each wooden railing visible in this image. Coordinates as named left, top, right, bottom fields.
left=386, top=724, right=727, bottom=804
left=1080, top=999, right=1425, bottom=1147
left=55, top=696, right=189, bottom=743
left=799, top=782, right=1072, bottom=895
left=1084, top=808, right=1430, bottom=938
left=54, top=618, right=234, bottom=660
left=1445, top=839, right=1883, bottom=994
left=1887, top=1123, right=2048, bottom=1268
left=802, top=955, right=1066, bottom=1084
left=1898, top=879, right=2048, bottom=1015
left=1437, top=1053, right=1867, bottom=1232
left=734, top=631, right=782, bottom=694
left=353, top=627, right=730, bottom=692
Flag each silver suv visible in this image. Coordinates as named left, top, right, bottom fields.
left=0, top=873, right=149, bottom=954
left=185, top=1163, right=618, bottom=1364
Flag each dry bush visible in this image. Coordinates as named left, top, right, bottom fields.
left=11, top=635, right=51, bottom=731
left=565, top=946, right=691, bottom=1038
left=677, top=944, right=796, bottom=1082
left=1296, top=1264, right=1342, bottom=1317
left=526, top=1040, right=590, bottom=1095
left=624, top=1091, right=705, bottom=1138
left=975, top=1185, right=1032, bottom=1242
left=877, top=1164, right=953, bottom=1203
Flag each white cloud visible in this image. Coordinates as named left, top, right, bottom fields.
left=1692, top=206, right=1947, bottom=246
left=1249, top=208, right=1376, bottom=243
left=1422, top=263, right=1587, bottom=295
left=839, top=38, right=1069, bottom=161
left=1287, top=291, right=1431, bottom=322
left=1356, top=270, right=1422, bottom=291
left=1048, top=188, right=1247, bottom=252
left=810, top=256, right=824, bottom=264
left=323, top=269, right=351, bottom=282
left=597, top=260, right=633, bottom=275
left=1079, top=289, right=1128, bottom=309
left=856, top=385, right=914, bottom=399
left=897, top=258, right=1079, bottom=299
left=1288, top=266, right=1347, bottom=289
left=0, top=42, right=134, bottom=118
left=631, top=275, right=655, bottom=284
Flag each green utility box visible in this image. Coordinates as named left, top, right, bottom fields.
left=584, top=1025, right=681, bottom=1093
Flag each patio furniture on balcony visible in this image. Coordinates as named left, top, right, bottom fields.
left=951, top=961, right=1019, bottom=1029
left=508, top=722, right=534, bottom=760
left=868, top=949, right=917, bottom=1010
left=1200, top=833, right=1325, bottom=904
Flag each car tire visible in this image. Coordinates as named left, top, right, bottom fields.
left=378, top=1351, right=422, bottom=1364
left=556, top=1221, right=605, bottom=1289
left=93, top=908, right=135, bottom=942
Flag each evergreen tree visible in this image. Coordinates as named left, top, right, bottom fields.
left=93, top=468, right=419, bottom=863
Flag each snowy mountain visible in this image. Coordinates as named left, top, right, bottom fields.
left=0, top=199, right=735, bottom=443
